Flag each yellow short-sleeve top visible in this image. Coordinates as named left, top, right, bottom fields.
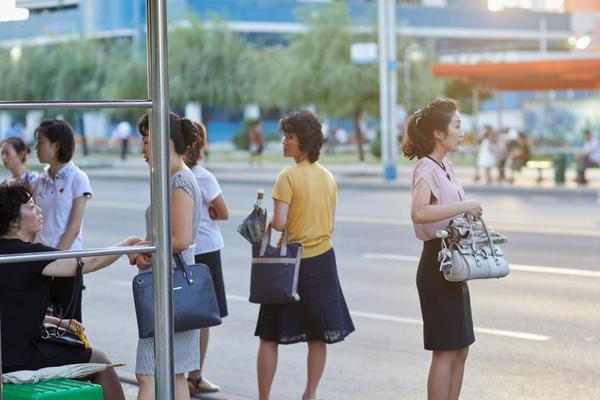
left=272, top=160, right=336, bottom=259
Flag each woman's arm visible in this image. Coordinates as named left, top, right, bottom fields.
left=56, top=196, right=89, bottom=251
left=171, top=187, right=194, bottom=253
left=411, top=180, right=482, bottom=224
left=42, top=236, right=143, bottom=277
left=271, top=199, right=288, bottom=231
left=208, top=194, right=229, bottom=220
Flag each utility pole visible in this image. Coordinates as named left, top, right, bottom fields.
left=378, top=0, right=398, bottom=181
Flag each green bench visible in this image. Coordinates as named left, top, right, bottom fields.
left=3, top=379, right=102, bottom=400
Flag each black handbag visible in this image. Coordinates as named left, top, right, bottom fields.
left=249, top=224, right=302, bottom=305
left=132, top=253, right=222, bottom=339
left=40, top=258, right=87, bottom=349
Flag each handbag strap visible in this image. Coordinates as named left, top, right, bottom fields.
left=46, top=258, right=84, bottom=338
left=259, top=223, right=289, bottom=257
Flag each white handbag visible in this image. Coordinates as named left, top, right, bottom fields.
left=438, top=216, right=509, bottom=282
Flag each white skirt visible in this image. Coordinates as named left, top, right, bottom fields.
left=135, top=329, right=200, bottom=375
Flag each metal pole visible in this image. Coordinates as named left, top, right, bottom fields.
left=386, top=0, right=397, bottom=180
left=378, top=0, right=389, bottom=181
left=495, top=91, right=503, bottom=130
left=147, top=0, right=175, bottom=398
left=0, top=100, right=152, bottom=111
left=472, top=87, right=480, bottom=134
left=0, top=245, right=155, bottom=264
left=404, top=45, right=411, bottom=110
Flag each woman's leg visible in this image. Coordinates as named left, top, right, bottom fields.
left=257, top=339, right=279, bottom=400
left=302, top=340, right=327, bottom=400
left=448, top=347, right=469, bottom=400
left=175, top=374, right=191, bottom=400
left=427, top=350, right=457, bottom=400
left=188, top=327, right=209, bottom=381
left=89, top=349, right=125, bottom=400
left=136, top=374, right=155, bottom=400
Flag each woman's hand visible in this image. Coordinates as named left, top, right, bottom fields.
left=126, top=238, right=150, bottom=265
left=462, top=200, right=483, bottom=219
left=136, top=253, right=152, bottom=270
left=59, top=319, right=85, bottom=333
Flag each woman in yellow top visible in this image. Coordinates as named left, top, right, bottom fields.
left=255, top=110, right=355, bottom=400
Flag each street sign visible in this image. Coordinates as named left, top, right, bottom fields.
left=351, top=42, right=378, bottom=64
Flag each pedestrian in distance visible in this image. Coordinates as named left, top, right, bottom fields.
left=0, top=183, right=143, bottom=400
left=183, top=120, right=229, bottom=395
left=129, top=112, right=202, bottom=400
left=249, top=120, right=264, bottom=166
left=476, top=129, right=497, bottom=184
left=401, top=99, right=483, bottom=400
left=112, top=120, right=132, bottom=161
left=1, top=136, right=39, bottom=191
left=255, top=110, right=355, bottom=400
left=576, top=129, right=600, bottom=184
left=31, top=119, right=93, bottom=322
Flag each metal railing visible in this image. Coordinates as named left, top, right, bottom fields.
left=0, top=0, right=175, bottom=398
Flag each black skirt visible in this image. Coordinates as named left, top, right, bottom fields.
left=195, top=251, right=228, bottom=318
left=3, top=339, right=92, bottom=373
left=417, top=239, right=475, bottom=351
left=254, top=248, right=355, bottom=345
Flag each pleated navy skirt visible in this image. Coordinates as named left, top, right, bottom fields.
left=417, top=239, right=475, bottom=351
left=254, top=248, right=355, bottom=344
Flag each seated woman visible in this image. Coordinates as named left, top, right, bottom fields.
left=1, top=136, right=38, bottom=190
left=0, top=184, right=141, bottom=400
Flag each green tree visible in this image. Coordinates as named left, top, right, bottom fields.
left=168, top=17, right=251, bottom=117
left=276, top=3, right=380, bottom=161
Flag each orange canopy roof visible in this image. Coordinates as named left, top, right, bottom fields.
left=431, top=57, right=600, bottom=90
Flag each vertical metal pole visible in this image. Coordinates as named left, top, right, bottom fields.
left=472, top=87, right=480, bottom=134
left=378, top=0, right=389, bottom=181
left=495, top=91, right=503, bottom=130
left=147, top=0, right=175, bottom=399
left=386, top=0, right=397, bottom=180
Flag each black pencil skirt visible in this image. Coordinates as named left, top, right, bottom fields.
left=417, top=239, right=475, bottom=351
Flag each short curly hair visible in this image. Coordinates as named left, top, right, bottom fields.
left=279, top=110, right=324, bottom=163
left=0, top=184, right=31, bottom=236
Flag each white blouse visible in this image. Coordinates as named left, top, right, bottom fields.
left=32, top=162, right=92, bottom=250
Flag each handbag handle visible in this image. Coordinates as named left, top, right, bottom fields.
left=44, top=258, right=84, bottom=338
left=259, top=223, right=288, bottom=257
left=174, top=253, right=194, bottom=285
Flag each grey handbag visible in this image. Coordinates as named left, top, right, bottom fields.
left=438, top=216, right=509, bottom=282
left=132, top=253, right=222, bottom=338
left=249, top=224, right=302, bottom=304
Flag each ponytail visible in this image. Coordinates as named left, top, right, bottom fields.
left=183, top=121, right=207, bottom=168
left=138, top=112, right=199, bottom=156
left=401, top=98, right=458, bottom=160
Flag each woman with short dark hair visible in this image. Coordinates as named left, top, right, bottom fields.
left=32, top=118, right=93, bottom=322
left=401, top=99, right=482, bottom=400
left=1, top=136, right=38, bottom=190
left=0, top=184, right=141, bottom=400
left=255, top=110, right=354, bottom=400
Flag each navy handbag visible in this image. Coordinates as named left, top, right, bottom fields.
left=132, top=253, right=222, bottom=338
left=249, top=224, right=303, bottom=305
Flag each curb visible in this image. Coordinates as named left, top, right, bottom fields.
left=117, top=372, right=251, bottom=400
left=86, top=170, right=599, bottom=199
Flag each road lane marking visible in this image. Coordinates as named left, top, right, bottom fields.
left=91, top=202, right=600, bottom=238
left=224, top=294, right=550, bottom=342
left=106, top=283, right=550, bottom=342
left=363, top=253, right=600, bottom=278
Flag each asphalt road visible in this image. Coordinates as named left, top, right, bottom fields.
left=76, top=177, right=600, bottom=400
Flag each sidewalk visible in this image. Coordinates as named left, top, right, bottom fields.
left=82, top=157, right=600, bottom=199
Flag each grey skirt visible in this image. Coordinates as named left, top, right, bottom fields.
left=135, top=329, right=200, bottom=375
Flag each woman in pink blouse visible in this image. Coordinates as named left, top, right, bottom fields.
left=401, top=99, right=482, bottom=400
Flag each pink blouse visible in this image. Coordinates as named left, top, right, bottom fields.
left=411, top=157, right=465, bottom=241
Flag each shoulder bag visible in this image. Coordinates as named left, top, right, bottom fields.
left=132, top=253, right=221, bottom=339
left=249, top=224, right=302, bottom=304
